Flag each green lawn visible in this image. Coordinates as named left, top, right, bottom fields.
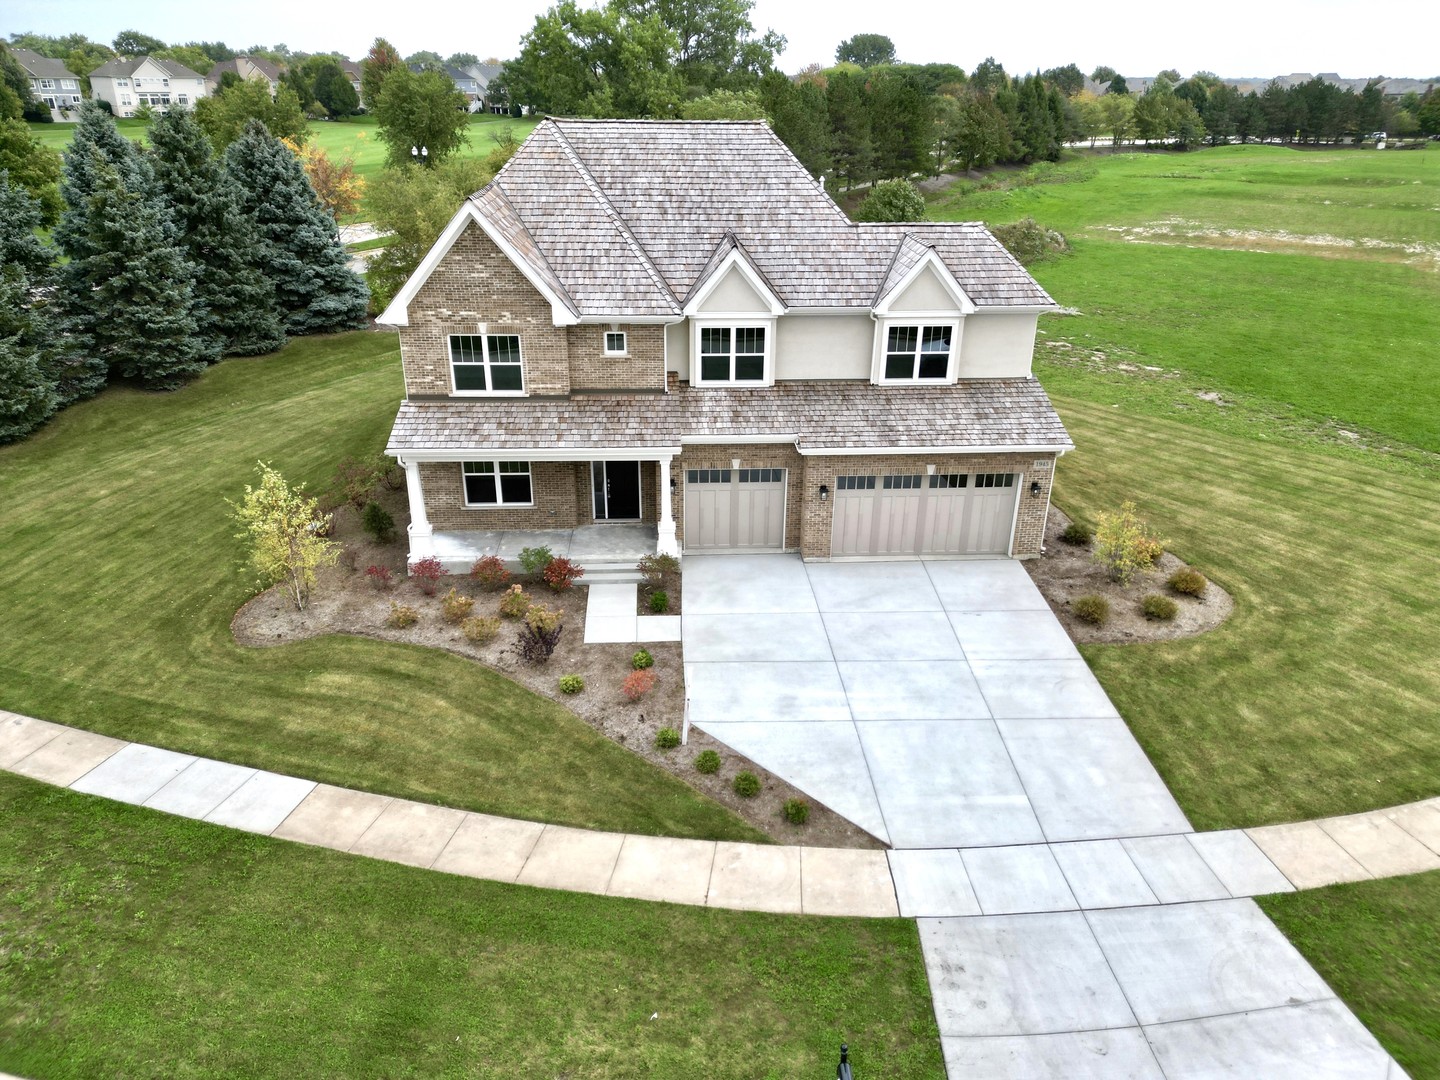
left=1259, top=873, right=1440, bottom=1076
left=0, top=331, right=762, bottom=843
left=0, top=773, right=943, bottom=1079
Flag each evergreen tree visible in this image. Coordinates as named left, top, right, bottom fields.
left=56, top=148, right=212, bottom=390
left=868, top=69, right=932, bottom=178
left=53, top=101, right=152, bottom=263
left=0, top=172, right=59, bottom=442
left=759, top=70, right=831, bottom=178
left=826, top=70, right=874, bottom=189
left=149, top=107, right=285, bottom=357
left=225, top=121, right=369, bottom=335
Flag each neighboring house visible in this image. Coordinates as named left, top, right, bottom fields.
left=90, top=56, right=208, bottom=117
left=462, top=62, right=509, bottom=114
left=338, top=59, right=364, bottom=107
left=205, top=55, right=283, bottom=97
left=411, top=63, right=484, bottom=111
left=378, top=119, right=1072, bottom=568
left=10, top=47, right=83, bottom=110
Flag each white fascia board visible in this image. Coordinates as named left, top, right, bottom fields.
left=972, top=304, right=1060, bottom=315
left=680, top=433, right=800, bottom=445
left=387, top=446, right=683, bottom=462
left=682, top=247, right=786, bottom=317
left=799, top=443, right=1074, bottom=456
left=376, top=201, right=580, bottom=328
left=576, top=315, right=685, bottom=325
left=873, top=248, right=976, bottom=317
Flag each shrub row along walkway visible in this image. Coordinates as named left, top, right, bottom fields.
left=5, top=708, right=1438, bottom=913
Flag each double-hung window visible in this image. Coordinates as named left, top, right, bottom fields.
left=697, top=325, right=767, bottom=384
left=462, top=461, right=533, bottom=506
left=883, top=323, right=954, bottom=382
left=450, top=334, right=524, bottom=394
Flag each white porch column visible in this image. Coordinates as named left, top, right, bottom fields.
left=656, top=455, right=680, bottom=557
left=401, top=458, right=435, bottom=561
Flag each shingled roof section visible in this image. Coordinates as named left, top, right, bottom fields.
left=472, top=118, right=1055, bottom=316
left=387, top=380, right=1073, bottom=454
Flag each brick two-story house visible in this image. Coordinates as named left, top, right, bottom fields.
left=379, top=119, right=1072, bottom=570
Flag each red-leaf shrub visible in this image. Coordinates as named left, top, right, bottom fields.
left=364, top=564, right=393, bottom=589
left=622, top=669, right=656, bottom=701
left=469, top=554, right=511, bottom=590
left=409, top=556, right=448, bottom=595
left=542, top=556, right=584, bottom=592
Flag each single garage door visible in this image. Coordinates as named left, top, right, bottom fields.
left=684, top=468, right=787, bottom=552
left=831, top=471, right=1018, bottom=557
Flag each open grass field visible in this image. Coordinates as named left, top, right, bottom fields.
left=25, top=113, right=540, bottom=219
left=0, top=331, right=763, bottom=843
left=0, top=773, right=942, bottom=1078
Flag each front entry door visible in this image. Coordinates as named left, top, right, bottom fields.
left=592, top=461, right=642, bottom=520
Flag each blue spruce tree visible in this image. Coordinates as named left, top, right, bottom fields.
left=0, top=171, right=59, bottom=442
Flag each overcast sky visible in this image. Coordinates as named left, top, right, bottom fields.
left=5, top=0, right=1436, bottom=79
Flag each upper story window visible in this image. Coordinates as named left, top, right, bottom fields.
left=450, top=333, right=524, bottom=394
left=39, top=79, right=55, bottom=89
left=883, top=323, right=954, bottom=382
left=697, top=324, right=768, bottom=385
left=603, top=331, right=627, bottom=356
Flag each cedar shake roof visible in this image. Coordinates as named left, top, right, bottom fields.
left=387, top=379, right=1073, bottom=454
left=469, top=118, right=1055, bottom=318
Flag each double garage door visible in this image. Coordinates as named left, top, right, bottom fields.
left=684, top=468, right=787, bottom=552
left=831, top=471, right=1019, bottom=557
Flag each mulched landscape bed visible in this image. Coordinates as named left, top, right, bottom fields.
left=232, top=489, right=878, bottom=849
left=1025, top=505, right=1234, bottom=644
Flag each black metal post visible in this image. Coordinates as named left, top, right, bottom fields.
left=837, top=1042, right=853, bottom=1080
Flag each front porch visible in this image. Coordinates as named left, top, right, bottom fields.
left=426, top=524, right=660, bottom=575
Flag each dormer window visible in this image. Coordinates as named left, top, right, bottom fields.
left=695, top=323, right=770, bottom=385
left=449, top=333, right=524, bottom=394
left=874, top=319, right=960, bottom=384
left=603, top=331, right=627, bottom=356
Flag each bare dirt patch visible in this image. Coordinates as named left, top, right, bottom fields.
left=232, top=496, right=877, bottom=849
left=1086, top=219, right=1440, bottom=270
left=1024, top=506, right=1234, bottom=645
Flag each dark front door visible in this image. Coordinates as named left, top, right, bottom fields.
left=592, top=461, right=641, bottom=520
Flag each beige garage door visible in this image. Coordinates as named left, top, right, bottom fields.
left=684, top=468, right=787, bottom=552
left=831, top=472, right=1018, bottom=557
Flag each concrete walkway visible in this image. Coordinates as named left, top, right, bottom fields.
left=582, top=582, right=681, bottom=645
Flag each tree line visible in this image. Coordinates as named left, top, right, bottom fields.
left=0, top=102, right=367, bottom=443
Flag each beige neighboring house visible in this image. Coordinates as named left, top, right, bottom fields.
left=89, top=56, right=208, bottom=118
left=338, top=59, right=364, bottom=106
left=205, top=55, right=283, bottom=97
left=378, top=119, right=1072, bottom=570
left=10, top=47, right=83, bottom=110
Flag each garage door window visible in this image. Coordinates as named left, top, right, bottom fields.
left=836, top=475, right=876, bottom=490
left=739, top=468, right=783, bottom=483
left=882, top=474, right=924, bottom=489
left=686, top=469, right=732, bottom=483
left=930, top=474, right=968, bottom=489
left=974, top=473, right=1015, bottom=488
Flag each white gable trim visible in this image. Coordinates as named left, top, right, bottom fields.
left=873, top=248, right=976, bottom=317
left=376, top=201, right=580, bottom=328
left=682, top=247, right=785, bottom=318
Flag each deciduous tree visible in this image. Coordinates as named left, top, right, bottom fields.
left=0, top=117, right=62, bottom=223
left=680, top=88, right=766, bottom=119
left=852, top=178, right=924, bottom=221
left=835, top=34, right=895, bottom=67
left=195, top=76, right=309, bottom=149
left=373, top=66, right=470, bottom=167
left=312, top=58, right=359, bottom=118
left=112, top=29, right=167, bottom=56
left=361, top=37, right=403, bottom=112
left=282, top=137, right=365, bottom=218
left=231, top=462, right=340, bottom=611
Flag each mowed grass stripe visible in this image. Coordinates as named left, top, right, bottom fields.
left=0, top=333, right=764, bottom=842
left=1052, top=394, right=1440, bottom=829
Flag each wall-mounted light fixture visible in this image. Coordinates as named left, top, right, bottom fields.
left=669, top=476, right=677, bottom=491
left=1029, top=480, right=1042, bottom=497
left=819, top=484, right=830, bottom=503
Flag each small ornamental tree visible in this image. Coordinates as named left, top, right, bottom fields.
left=1093, top=501, right=1166, bottom=585
left=852, top=178, right=926, bottom=222
left=224, top=120, right=369, bottom=335
left=282, top=137, right=365, bottom=219
left=231, top=462, right=340, bottom=610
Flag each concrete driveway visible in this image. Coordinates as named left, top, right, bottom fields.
left=683, top=555, right=1403, bottom=1078
left=684, top=555, right=1191, bottom=849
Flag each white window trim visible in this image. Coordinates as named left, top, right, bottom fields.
left=690, top=317, right=776, bottom=387
left=448, top=333, right=527, bottom=397
left=872, top=316, right=963, bottom=386
left=461, top=460, right=535, bottom=508
left=603, top=330, right=628, bottom=357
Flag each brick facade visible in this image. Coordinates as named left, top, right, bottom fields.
left=567, top=325, right=665, bottom=392
left=673, top=443, right=806, bottom=550
left=419, top=460, right=581, bottom=530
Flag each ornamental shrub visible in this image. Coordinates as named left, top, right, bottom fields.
left=733, top=772, right=761, bottom=798
left=518, top=545, right=553, bottom=576
left=1142, top=594, right=1179, bottom=621
left=631, top=649, right=654, bottom=670
left=408, top=555, right=447, bottom=595
left=1167, top=568, right=1208, bottom=597
left=655, top=727, right=681, bottom=750
left=329, top=454, right=394, bottom=509
left=498, top=584, right=531, bottom=619
left=514, top=603, right=564, bottom=663
left=558, top=674, right=585, bottom=694
left=783, top=798, right=810, bottom=825
left=1092, top=501, right=1166, bottom=585
left=622, top=669, right=656, bottom=701
left=469, top=555, right=511, bottom=590
left=694, top=749, right=721, bottom=774
left=636, top=552, right=680, bottom=589
left=364, top=564, right=393, bottom=589
left=1073, top=594, right=1110, bottom=625
left=439, top=587, right=474, bottom=624
left=386, top=601, right=419, bottom=628
left=648, top=590, right=670, bottom=613
left=361, top=501, right=395, bottom=543
left=461, top=615, right=500, bottom=644
left=1060, top=521, right=1093, bottom=546
left=542, top=556, right=584, bottom=592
